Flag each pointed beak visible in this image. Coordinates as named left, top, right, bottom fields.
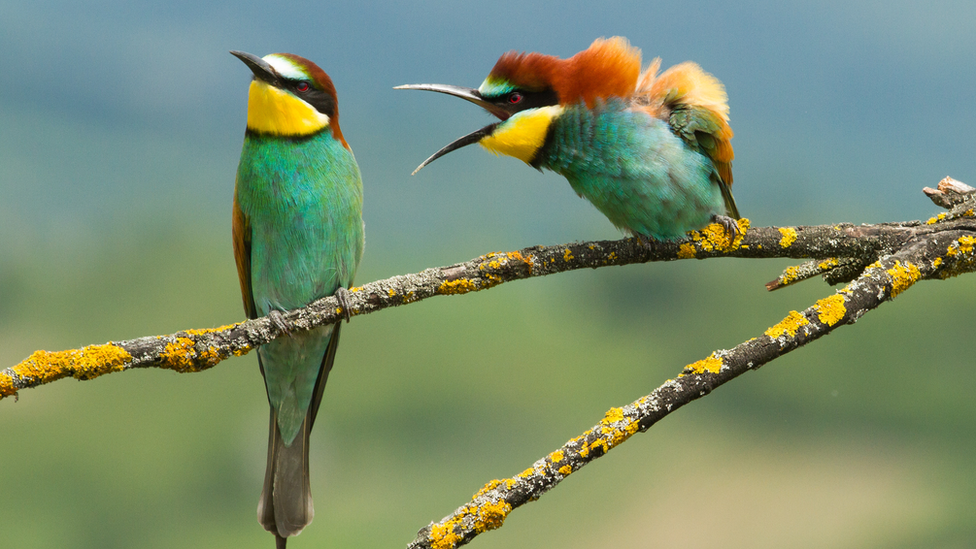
left=395, top=83, right=511, bottom=174
left=407, top=123, right=499, bottom=175
left=394, top=83, right=511, bottom=120
left=230, top=50, right=280, bottom=86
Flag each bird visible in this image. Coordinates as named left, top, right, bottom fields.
left=230, top=50, right=364, bottom=548
left=396, top=37, right=740, bottom=241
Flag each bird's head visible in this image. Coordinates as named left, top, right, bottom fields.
left=231, top=51, right=346, bottom=145
left=396, top=37, right=641, bottom=172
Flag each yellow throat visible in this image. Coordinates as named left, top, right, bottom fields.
left=246, top=79, right=331, bottom=136
left=479, top=105, right=564, bottom=164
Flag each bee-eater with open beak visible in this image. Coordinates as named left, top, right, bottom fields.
left=231, top=50, right=364, bottom=547
left=397, top=37, right=739, bottom=241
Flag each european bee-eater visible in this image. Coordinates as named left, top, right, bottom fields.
left=231, top=50, right=364, bottom=547
left=397, top=37, right=739, bottom=240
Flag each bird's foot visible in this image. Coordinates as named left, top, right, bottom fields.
left=711, top=214, right=740, bottom=239
left=334, top=287, right=354, bottom=323
left=267, top=310, right=292, bottom=336
left=636, top=235, right=667, bottom=254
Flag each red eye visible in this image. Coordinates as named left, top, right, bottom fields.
left=296, top=81, right=310, bottom=92
left=508, top=92, right=523, bottom=104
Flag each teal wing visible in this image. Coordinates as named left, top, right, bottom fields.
left=668, top=106, right=738, bottom=219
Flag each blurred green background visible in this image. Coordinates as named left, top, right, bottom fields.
left=2, top=1, right=975, bottom=548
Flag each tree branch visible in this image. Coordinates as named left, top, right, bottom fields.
left=405, top=183, right=976, bottom=549
left=3, top=181, right=975, bottom=402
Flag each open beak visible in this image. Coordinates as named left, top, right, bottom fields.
left=230, top=50, right=280, bottom=87
left=395, top=83, right=508, bottom=174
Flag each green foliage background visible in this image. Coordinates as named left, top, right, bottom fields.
left=2, top=1, right=975, bottom=547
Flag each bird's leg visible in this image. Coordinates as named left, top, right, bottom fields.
left=267, top=310, right=292, bottom=336
left=636, top=235, right=667, bottom=254
left=334, top=287, right=354, bottom=323
left=711, top=214, right=740, bottom=239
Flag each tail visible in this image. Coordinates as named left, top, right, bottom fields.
left=257, top=323, right=342, bottom=545
left=258, top=412, right=313, bottom=543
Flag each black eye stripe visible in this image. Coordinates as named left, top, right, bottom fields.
left=490, top=88, right=559, bottom=113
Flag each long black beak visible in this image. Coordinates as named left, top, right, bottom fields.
left=408, top=123, right=499, bottom=175
left=394, top=83, right=511, bottom=120
left=230, top=50, right=280, bottom=86
left=395, top=83, right=509, bottom=174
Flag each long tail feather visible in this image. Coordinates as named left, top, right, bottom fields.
left=257, top=323, right=342, bottom=541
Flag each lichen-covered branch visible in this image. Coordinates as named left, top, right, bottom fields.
left=405, top=184, right=976, bottom=549
left=2, top=181, right=974, bottom=406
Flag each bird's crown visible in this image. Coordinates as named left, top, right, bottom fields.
left=480, top=37, right=641, bottom=107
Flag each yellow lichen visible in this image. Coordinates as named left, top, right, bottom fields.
left=483, top=273, right=503, bottom=289
left=429, top=520, right=462, bottom=549
left=926, top=212, right=948, bottom=225
left=600, top=408, right=639, bottom=447
left=886, top=260, right=921, bottom=298
left=602, top=407, right=624, bottom=424
left=473, top=499, right=511, bottom=532
left=161, top=338, right=200, bottom=373
left=0, top=372, right=16, bottom=398
left=589, top=439, right=610, bottom=455
left=947, top=235, right=976, bottom=257
left=232, top=346, right=252, bottom=357
left=563, top=248, right=574, bottom=262
left=438, top=279, right=477, bottom=295
left=558, top=465, right=573, bottom=476
left=7, top=344, right=133, bottom=395
left=780, top=265, right=802, bottom=284
left=814, top=294, right=847, bottom=326
left=765, top=310, right=810, bottom=339
left=933, top=257, right=943, bottom=268
left=184, top=323, right=240, bottom=336
left=508, top=250, right=532, bottom=265
left=778, top=227, right=798, bottom=247
left=387, top=289, right=397, bottom=298
left=677, top=243, right=697, bottom=259
left=199, top=347, right=222, bottom=367
left=683, top=354, right=723, bottom=375
left=683, top=218, right=749, bottom=255
left=474, top=479, right=503, bottom=499
left=818, top=258, right=840, bottom=270
left=549, top=450, right=564, bottom=463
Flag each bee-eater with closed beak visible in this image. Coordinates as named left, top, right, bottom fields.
left=231, top=50, right=364, bottom=547
left=397, top=37, right=740, bottom=241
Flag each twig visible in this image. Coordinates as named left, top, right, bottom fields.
left=3, top=194, right=976, bottom=401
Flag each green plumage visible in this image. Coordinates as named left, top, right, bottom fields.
left=537, top=99, right=731, bottom=240
left=237, top=129, right=363, bottom=443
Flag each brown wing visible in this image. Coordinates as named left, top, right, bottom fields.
left=232, top=191, right=257, bottom=319
left=635, top=60, right=738, bottom=217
